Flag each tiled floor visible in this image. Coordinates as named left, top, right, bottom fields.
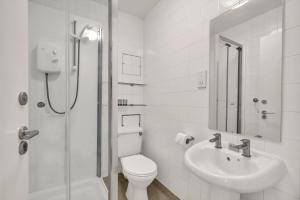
left=104, top=174, right=180, bottom=200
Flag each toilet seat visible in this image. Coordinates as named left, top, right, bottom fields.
left=121, top=154, right=157, bottom=177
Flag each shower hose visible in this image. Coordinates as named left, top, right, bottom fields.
left=45, top=41, right=81, bottom=114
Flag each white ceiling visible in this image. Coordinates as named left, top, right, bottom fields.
left=211, top=0, right=283, bottom=34
left=93, top=0, right=108, bottom=5
left=32, top=0, right=159, bottom=19
left=118, top=0, right=160, bottom=18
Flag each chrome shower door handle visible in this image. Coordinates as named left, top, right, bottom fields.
left=261, top=110, right=276, bottom=119
left=19, top=126, right=40, bottom=140
left=261, top=110, right=276, bottom=115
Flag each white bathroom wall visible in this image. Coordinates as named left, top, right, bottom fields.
left=28, top=0, right=109, bottom=192
left=117, top=12, right=144, bottom=128
left=143, top=0, right=212, bottom=198
left=143, top=0, right=300, bottom=200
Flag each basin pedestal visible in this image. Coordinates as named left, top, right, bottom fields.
left=210, top=186, right=240, bottom=200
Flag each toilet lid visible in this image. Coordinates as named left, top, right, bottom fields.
left=121, top=155, right=157, bottom=177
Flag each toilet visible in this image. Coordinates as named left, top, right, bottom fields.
left=118, top=127, right=157, bottom=200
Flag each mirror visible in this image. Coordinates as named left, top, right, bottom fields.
left=209, top=0, right=284, bottom=142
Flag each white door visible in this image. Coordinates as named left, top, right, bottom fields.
left=258, top=32, right=282, bottom=141
left=0, top=0, right=29, bottom=200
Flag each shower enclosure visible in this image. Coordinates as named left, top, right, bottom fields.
left=28, top=0, right=110, bottom=199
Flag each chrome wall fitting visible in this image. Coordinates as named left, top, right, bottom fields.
left=18, top=92, right=28, bottom=106
left=19, top=126, right=39, bottom=140
left=19, top=141, right=28, bottom=155
left=186, top=136, right=195, bottom=144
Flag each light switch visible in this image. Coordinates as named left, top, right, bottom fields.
left=197, top=70, right=207, bottom=89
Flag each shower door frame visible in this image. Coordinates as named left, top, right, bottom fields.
left=97, top=28, right=103, bottom=178
left=107, top=0, right=119, bottom=200
left=65, top=1, right=119, bottom=200
left=64, top=0, right=115, bottom=199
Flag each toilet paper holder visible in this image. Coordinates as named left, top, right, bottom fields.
left=186, top=136, right=195, bottom=144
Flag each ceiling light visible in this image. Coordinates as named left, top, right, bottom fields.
left=232, top=0, right=249, bottom=10
left=222, top=0, right=240, bottom=8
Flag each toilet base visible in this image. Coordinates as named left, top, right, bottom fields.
left=126, top=182, right=148, bottom=200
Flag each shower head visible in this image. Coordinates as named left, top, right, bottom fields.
left=70, top=24, right=99, bottom=42
left=79, top=25, right=93, bottom=38
left=78, top=25, right=98, bottom=41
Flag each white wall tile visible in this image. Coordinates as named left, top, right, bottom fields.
left=285, top=0, right=300, bottom=29
left=283, top=84, right=300, bottom=112
left=282, top=112, right=300, bottom=140
left=285, top=27, right=300, bottom=56
left=284, top=55, right=300, bottom=84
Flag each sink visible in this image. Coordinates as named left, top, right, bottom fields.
left=184, top=140, right=287, bottom=193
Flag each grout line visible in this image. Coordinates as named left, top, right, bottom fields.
left=283, top=110, right=300, bottom=113
left=284, top=53, right=300, bottom=58
left=283, top=82, right=300, bottom=85
left=284, top=24, right=300, bottom=31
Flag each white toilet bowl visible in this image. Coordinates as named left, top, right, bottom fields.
left=121, top=154, right=157, bottom=200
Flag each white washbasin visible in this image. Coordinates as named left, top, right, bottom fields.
left=184, top=140, right=287, bottom=193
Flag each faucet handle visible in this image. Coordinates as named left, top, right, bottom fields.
left=213, top=133, right=221, bottom=138
left=240, top=139, right=250, bottom=145
left=240, top=139, right=251, bottom=157
left=209, top=133, right=222, bottom=149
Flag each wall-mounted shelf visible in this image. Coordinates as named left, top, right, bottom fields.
left=118, top=82, right=146, bottom=87
left=118, top=104, right=147, bottom=107
left=121, top=114, right=141, bottom=127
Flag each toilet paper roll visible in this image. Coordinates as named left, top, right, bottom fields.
left=175, top=133, right=189, bottom=145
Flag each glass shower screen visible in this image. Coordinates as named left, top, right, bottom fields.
left=28, top=0, right=109, bottom=199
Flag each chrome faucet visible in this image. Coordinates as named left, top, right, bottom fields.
left=233, top=139, right=251, bottom=157
left=209, top=133, right=222, bottom=149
